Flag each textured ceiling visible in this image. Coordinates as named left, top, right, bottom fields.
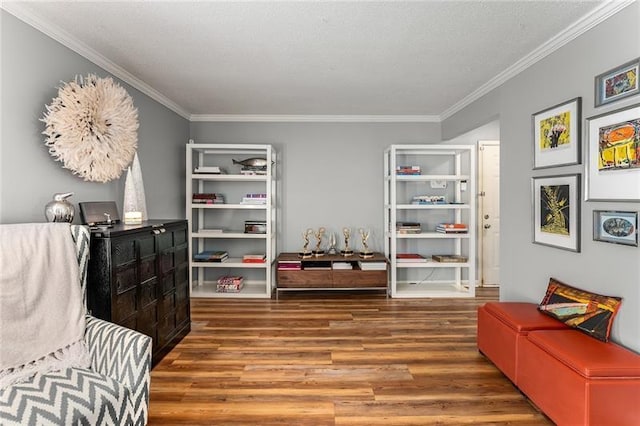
left=3, top=1, right=615, bottom=119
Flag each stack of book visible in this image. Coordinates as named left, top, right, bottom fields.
left=396, top=253, right=428, bottom=263
left=244, top=220, right=267, bottom=234
left=303, top=261, right=332, bottom=270
left=396, top=165, right=421, bottom=175
left=359, top=261, right=387, bottom=271
left=192, top=193, right=225, bottom=204
left=411, top=195, right=446, bottom=205
left=277, top=260, right=301, bottom=270
left=194, top=166, right=225, bottom=174
left=242, top=254, right=266, bottom=263
left=396, top=222, right=421, bottom=234
left=332, top=262, right=354, bottom=270
left=240, top=166, right=267, bottom=175
left=240, top=193, right=267, bottom=205
left=432, top=254, right=468, bottom=263
left=193, top=250, right=228, bottom=262
left=436, top=223, right=468, bottom=233
left=216, top=275, right=244, bottom=293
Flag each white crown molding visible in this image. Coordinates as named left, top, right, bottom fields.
left=190, top=114, right=441, bottom=123
left=1, top=2, right=191, bottom=120
left=4, top=1, right=633, bottom=124
left=440, top=0, right=636, bottom=121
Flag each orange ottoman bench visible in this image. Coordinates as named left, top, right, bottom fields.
left=518, top=329, right=640, bottom=426
left=477, top=302, right=569, bottom=383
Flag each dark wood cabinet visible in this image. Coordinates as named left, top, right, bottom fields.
left=276, top=252, right=388, bottom=294
left=87, top=219, right=190, bottom=366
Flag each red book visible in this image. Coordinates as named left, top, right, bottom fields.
left=396, top=253, right=427, bottom=262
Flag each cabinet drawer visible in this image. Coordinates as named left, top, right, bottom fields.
left=139, top=235, right=156, bottom=258
left=175, top=283, right=189, bottom=304
left=119, top=315, right=136, bottom=331
left=176, top=303, right=189, bottom=325
left=139, top=256, right=157, bottom=282
left=114, top=289, right=136, bottom=323
left=174, top=228, right=187, bottom=245
left=113, top=239, right=135, bottom=266
left=158, top=313, right=176, bottom=346
left=161, top=292, right=175, bottom=314
left=138, top=304, right=157, bottom=334
left=277, top=270, right=331, bottom=287
left=115, top=266, right=137, bottom=294
left=332, top=270, right=387, bottom=287
left=140, top=278, right=158, bottom=307
left=160, top=250, right=174, bottom=273
left=158, top=232, right=173, bottom=250
left=162, top=273, right=175, bottom=293
left=174, top=245, right=188, bottom=267
left=175, top=265, right=188, bottom=286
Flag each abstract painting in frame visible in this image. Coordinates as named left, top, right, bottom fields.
left=593, top=210, right=638, bottom=247
left=595, top=58, right=639, bottom=107
left=532, top=97, right=581, bottom=169
left=585, top=104, right=640, bottom=201
left=532, top=174, right=581, bottom=252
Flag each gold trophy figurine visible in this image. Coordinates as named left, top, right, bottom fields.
left=340, top=227, right=354, bottom=257
left=359, top=228, right=374, bottom=259
left=298, top=228, right=314, bottom=259
left=312, top=227, right=326, bottom=257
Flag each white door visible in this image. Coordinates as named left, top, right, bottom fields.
left=479, top=142, right=500, bottom=286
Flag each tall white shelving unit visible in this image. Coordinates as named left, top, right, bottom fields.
left=186, top=143, right=277, bottom=298
left=384, top=144, right=476, bottom=298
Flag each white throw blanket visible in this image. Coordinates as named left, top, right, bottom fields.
left=0, top=223, right=90, bottom=389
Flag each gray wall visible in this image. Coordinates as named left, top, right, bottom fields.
left=443, top=3, right=640, bottom=352
left=0, top=11, right=189, bottom=223
left=190, top=122, right=441, bottom=253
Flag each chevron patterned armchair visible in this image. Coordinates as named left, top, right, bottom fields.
left=0, top=224, right=152, bottom=426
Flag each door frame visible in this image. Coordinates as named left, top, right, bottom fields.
left=477, top=140, right=500, bottom=288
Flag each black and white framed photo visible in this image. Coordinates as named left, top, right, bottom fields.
left=532, top=97, right=581, bottom=169
left=593, top=210, right=638, bottom=247
left=595, top=57, right=639, bottom=107
left=532, top=174, right=581, bottom=252
left=585, top=103, right=640, bottom=201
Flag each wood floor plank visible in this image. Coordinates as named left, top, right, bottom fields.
left=149, top=288, right=552, bottom=425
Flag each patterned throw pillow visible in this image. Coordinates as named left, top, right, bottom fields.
left=538, top=277, right=622, bottom=342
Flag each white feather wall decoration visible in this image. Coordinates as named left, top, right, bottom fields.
left=41, top=74, right=139, bottom=183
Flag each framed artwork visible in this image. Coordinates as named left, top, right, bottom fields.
left=593, top=210, right=638, bottom=247
left=532, top=97, right=581, bottom=169
left=595, top=58, right=639, bottom=107
left=585, top=104, right=640, bottom=201
left=532, top=174, right=581, bottom=252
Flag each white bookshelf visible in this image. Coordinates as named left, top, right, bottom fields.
left=186, top=143, right=277, bottom=298
left=384, top=144, right=476, bottom=298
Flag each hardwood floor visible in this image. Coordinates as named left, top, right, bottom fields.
left=149, top=288, right=551, bottom=425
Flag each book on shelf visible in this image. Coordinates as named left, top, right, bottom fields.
left=240, top=193, right=267, bottom=205
left=396, top=253, right=428, bottom=262
left=216, top=275, right=244, bottom=292
left=411, top=195, right=446, bottom=205
left=240, top=169, right=267, bottom=175
left=278, top=262, right=302, bottom=270
left=242, top=254, right=266, bottom=263
left=436, top=223, right=468, bottom=233
left=193, top=250, right=228, bottom=262
left=432, top=254, right=468, bottom=263
left=192, top=193, right=225, bottom=204
left=332, top=262, right=354, bottom=270
left=244, top=220, right=267, bottom=234
left=358, top=261, right=387, bottom=271
left=396, top=221, right=422, bottom=234
left=303, top=261, right=332, bottom=270
left=197, top=228, right=225, bottom=234
left=396, top=165, right=421, bottom=175
left=194, top=166, right=226, bottom=174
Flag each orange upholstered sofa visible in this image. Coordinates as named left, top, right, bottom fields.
left=477, top=301, right=640, bottom=426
